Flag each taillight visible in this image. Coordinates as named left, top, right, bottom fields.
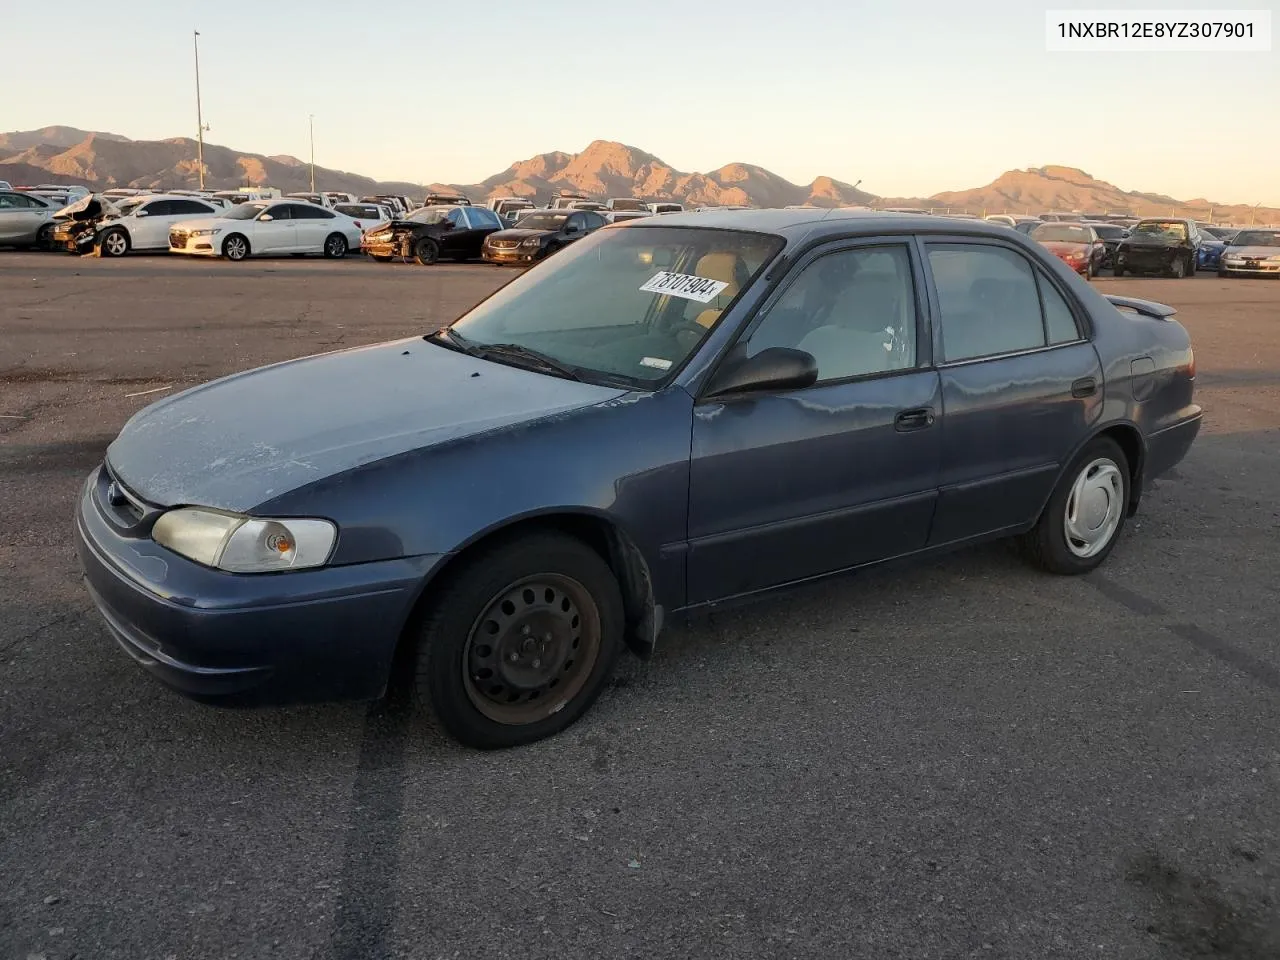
left=1187, top=349, right=1196, bottom=379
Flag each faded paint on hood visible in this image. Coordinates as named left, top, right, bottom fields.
left=106, top=338, right=627, bottom=512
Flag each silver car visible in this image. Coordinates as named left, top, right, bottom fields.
left=0, top=190, right=62, bottom=249
left=1219, top=229, right=1280, bottom=277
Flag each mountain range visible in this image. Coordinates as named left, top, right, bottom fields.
left=2, top=126, right=1275, bottom=223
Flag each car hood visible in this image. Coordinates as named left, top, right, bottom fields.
left=1225, top=246, right=1280, bottom=258
left=1122, top=235, right=1185, bottom=246
left=490, top=228, right=555, bottom=241
left=106, top=338, right=628, bottom=512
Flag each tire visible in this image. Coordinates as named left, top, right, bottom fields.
left=413, top=238, right=439, bottom=265
left=1113, top=263, right=1124, bottom=277
left=1019, top=437, right=1129, bottom=575
left=1168, top=256, right=1185, bottom=279
left=1218, top=268, right=1228, bottom=278
left=1184, top=254, right=1196, bottom=278
left=323, top=233, right=347, bottom=259
left=412, top=532, right=624, bottom=749
left=35, top=223, right=54, bottom=251
left=222, top=234, right=250, bottom=261
left=99, top=227, right=130, bottom=258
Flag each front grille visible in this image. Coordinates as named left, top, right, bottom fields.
left=491, top=239, right=521, bottom=249
left=170, top=229, right=189, bottom=246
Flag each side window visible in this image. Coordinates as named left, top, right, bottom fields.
left=170, top=200, right=211, bottom=215
left=739, top=245, right=918, bottom=383
left=0, top=193, right=21, bottom=209
left=928, top=244, right=1045, bottom=362
left=566, top=213, right=586, bottom=232
left=584, top=212, right=606, bottom=230
left=1037, top=273, right=1081, bottom=344
left=476, top=208, right=501, bottom=228
left=264, top=205, right=292, bottom=220
left=142, top=200, right=173, bottom=217
left=445, top=207, right=465, bottom=228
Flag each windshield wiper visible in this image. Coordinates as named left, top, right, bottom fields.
left=423, top=327, right=473, bottom=353
left=470, top=342, right=587, bottom=381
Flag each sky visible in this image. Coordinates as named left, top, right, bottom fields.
left=2, top=0, right=1277, bottom=204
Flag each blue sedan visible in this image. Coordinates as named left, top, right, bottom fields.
left=76, top=210, right=1203, bottom=748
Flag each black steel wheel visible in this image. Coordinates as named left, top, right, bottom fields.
left=35, top=223, right=55, bottom=251
left=412, top=532, right=623, bottom=749
left=413, top=238, right=439, bottom=265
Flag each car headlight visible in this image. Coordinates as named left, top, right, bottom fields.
left=521, top=237, right=542, bottom=248
left=189, top=227, right=221, bottom=237
left=152, top=507, right=336, bottom=573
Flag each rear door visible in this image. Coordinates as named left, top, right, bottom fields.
left=127, top=200, right=173, bottom=249
left=460, top=206, right=502, bottom=257
left=0, top=191, right=48, bottom=243
left=291, top=204, right=337, bottom=250
left=922, top=239, right=1104, bottom=545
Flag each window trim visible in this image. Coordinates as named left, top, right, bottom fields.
left=921, top=236, right=1092, bottom=368
left=695, top=236, right=932, bottom=399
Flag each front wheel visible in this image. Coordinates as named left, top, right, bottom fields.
left=1184, top=254, right=1196, bottom=278
left=1113, top=263, right=1124, bottom=277
left=222, top=234, right=250, bottom=261
left=36, top=223, right=55, bottom=251
left=323, top=233, right=347, bottom=259
left=1018, top=437, right=1129, bottom=575
left=412, top=532, right=624, bottom=749
left=100, top=228, right=130, bottom=258
left=413, top=238, right=439, bottom=265
left=1169, top=256, right=1185, bottom=279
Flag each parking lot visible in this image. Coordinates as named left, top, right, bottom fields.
left=3, top=253, right=1280, bottom=959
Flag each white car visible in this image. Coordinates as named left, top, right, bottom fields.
left=94, top=194, right=223, bottom=257
left=168, top=199, right=362, bottom=260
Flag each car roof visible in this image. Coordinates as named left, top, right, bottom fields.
left=633, top=207, right=1030, bottom=241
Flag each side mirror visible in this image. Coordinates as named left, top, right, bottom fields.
left=706, top=347, right=819, bottom=398
left=258, top=214, right=273, bottom=221
left=135, top=209, right=150, bottom=217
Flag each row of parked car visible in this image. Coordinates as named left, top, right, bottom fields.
left=985, top=214, right=1278, bottom=279
left=4, top=181, right=1277, bottom=278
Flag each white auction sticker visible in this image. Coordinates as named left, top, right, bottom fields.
left=639, top=356, right=673, bottom=371
left=640, top=271, right=729, bottom=303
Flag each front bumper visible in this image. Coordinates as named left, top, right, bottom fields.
left=361, top=238, right=402, bottom=258
left=1220, top=260, right=1280, bottom=276
left=1116, top=251, right=1179, bottom=273
left=75, top=464, right=439, bottom=705
left=482, top=245, right=539, bottom=264
left=168, top=231, right=218, bottom=256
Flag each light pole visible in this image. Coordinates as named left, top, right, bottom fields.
left=193, top=30, right=206, bottom=190
left=309, top=115, right=316, bottom=193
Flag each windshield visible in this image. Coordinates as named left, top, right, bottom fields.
left=1130, top=220, right=1187, bottom=240
left=610, top=199, right=648, bottom=211
left=1032, top=224, right=1092, bottom=243
left=1089, top=225, right=1124, bottom=239
left=407, top=206, right=457, bottom=224
left=115, top=199, right=145, bottom=217
left=445, top=226, right=784, bottom=386
left=1230, top=230, right=1280, bottom=247
left=518, top=213, right=570, bottom=231
left=224, top=202, right=269, bottom=220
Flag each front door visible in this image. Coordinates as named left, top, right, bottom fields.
left=255, top=203, right=297, bottom=253
left=921, top=240, right=1104, bottom=545
left=687, top=240, right=943, bottom=604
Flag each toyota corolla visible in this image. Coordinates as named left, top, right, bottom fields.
left=76, top=211, right=1202, bottom=749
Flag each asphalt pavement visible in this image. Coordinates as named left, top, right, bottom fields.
left=2, top=252, right=1279, bottom=959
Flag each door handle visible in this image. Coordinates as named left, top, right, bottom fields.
left=894, top=407, right=935, bottom=432
left=1071, top=377, right=1098, bottom=398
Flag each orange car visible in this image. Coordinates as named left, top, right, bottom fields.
left=1030, top=222, right=1106, bottom=279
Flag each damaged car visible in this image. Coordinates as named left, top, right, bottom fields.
left=1113, top=218, right=1202, bottom=278
left=360, top=204, right=504, bottom=264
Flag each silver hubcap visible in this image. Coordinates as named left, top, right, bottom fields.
left=227, top=238, right=246, bottom=259
left=1064, top=457, right=1124, bottom=558
left=327, top=236, right=342, bottom=254
left=105, top=233, right=126, bottom=255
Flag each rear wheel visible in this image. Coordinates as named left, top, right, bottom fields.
left=100, top=228, right=130, bottom=258
left=222, top=234, right=250, bottom=261
left=1019, top=437, right=1129, bottom=575
left=413, top=238, right=439, bottom=265
left=412, top=532, right=623, bottom=749
left=323, top=233, right=347, bottom=259
left=1169, top=256, right=1185, bottom=279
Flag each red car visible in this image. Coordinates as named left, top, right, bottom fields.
left=1030, top=222, right=1106, bottom=279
